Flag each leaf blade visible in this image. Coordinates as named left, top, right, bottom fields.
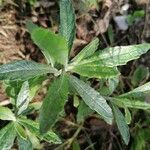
left=80, top=44, right=150, bottom=67
left=18, top=118, right=61, bottom=144
left=72, top=38, right=99, bottom=63
left=59, top=0, right=75, bottom=50
left=111, top=103, right=130, bottom=145
left=0, top=106, right=16, bottom=121
left=0, top=60, right=56, bottom=81
left=68, top=61, right=119, bottom=78
left=99, top=44, right=150, bottom=67
left=113, top=97, right=150, bottom=110
left=40, top=74, right=68, bottom=134
left=31, top=27, right=69, bottom=65
left=0, top=123, right=17, bottom=150
left=16, top=81, right=30, bottom=115
left=69, top=75, right=113, bottom=124
left=18, top=136, right=33, bottom=150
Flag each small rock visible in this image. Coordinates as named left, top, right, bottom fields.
left=113, top=16, right=128, bottom=30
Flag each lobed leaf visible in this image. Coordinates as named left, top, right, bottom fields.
left=111, top=103, right=130, bottom=145
left=0, top=123, right=17, bottom=150
left=59, top=0, right=75, bottom=50
left=69, top=75, right=113, bottom=124
left=40, top=74, right=68, bottom=134
left=0, top=106, right=16, bottom=121
left=0, top=60, right=56, bottom=81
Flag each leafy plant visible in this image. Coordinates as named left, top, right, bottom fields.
left=0, top=0, right=150, bottom=147
left=0, top=80, right=61, bottom=149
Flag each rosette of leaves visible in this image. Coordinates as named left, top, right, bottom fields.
left=0, top=0, right=150, bottom=145
left=0, top=80, right=61, bottom=149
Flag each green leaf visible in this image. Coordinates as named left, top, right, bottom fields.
left=72, top=38, right=99, bottom=63
left=100, top=44, right=150, bottom=67
left=120, top=82, right=150, bottom=98
left=29, top=76, right=46, bottom=101
left=26, top=130, right=41, bottom=149
left=67, top=60, right=119, bottom=79
left=0, top=106, right=16, bottom=121
left=18, top=136, right=33, bottom=150
left=73, top=139, right=80, bottom=150
left=111, top=103, right=130, bottom=145
left=69, top=75, right=113, bottom=124
left=82, top=44, right=150, bottom=67
left=131, top=129, right=150, bottom=150
left=107, top=25, right=114, bottom=45
left=99, top=77, right=119, bottom=96
left=18, top=118, right=62, bottom=144
left=0, top=60, right=57, bottom=81
left=59, top=0, right=75, bottom=50
left=14, top=122, right=27, bottom=140
left=16, top=81, right=30, bottom=115
left=0, top=123, right=17, bottom=150
left=30, top=27, right=69, bottom=65
left=131, top=65, right=149, bottom=87
left=125, top=107, right=131, bottom=124
left=26, top=20, right=38, bottom=33
left=113, top=97, right=150, bottom=110
left=40, top=74, right=68, bottom=134
left=77, top=101, right=94, bottom=123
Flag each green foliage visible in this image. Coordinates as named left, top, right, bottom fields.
left=68, top=59, right=119, bottom=78
left=99, top=77, right=119, bottom=96
left=127, top=10, right=145, bottom=26
left=111, top=103, right=130, bottom=145
left=0, top=0, right=149, bottom=148
left=113, top=97, right=150, bottom=110
left=120, top=81, right=150, bottom=98
left=59, top=0, right=75, bottom=50
left=14, top=121, right=27, bottom=140
left=16, top=81, right=30, bottom=115
left=39, top=74, right=68, bottom=134
left=18, top=137, right=33, bottom=150
left=18, top=118, right=61, bottom=144
left=69, top=75, right=113, bottom=124
left=72, top=38, right=99, bottom=63
left=28, top=27, right=69, bottom=66
left=0, top=60, right=56, bottom=81
left=77, top=101, right=94, bottom=123
left=0, top=106, right=16, bottom=121
left=131, top=128, right=150, bottom=150
left=0, top=123, right=17, bottom=149
left=79, top=44, right=150, bottom=67
left=131, top=65, right=149, bottom=87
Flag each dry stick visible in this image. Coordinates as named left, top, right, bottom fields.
left=55, top=124, right=83, bottom=150
left=0, top=100, right=10, bottom=106
left=141, top=2, right=150, bottom=40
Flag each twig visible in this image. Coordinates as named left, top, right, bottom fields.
left=0, top=100, right=10, bottom=106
